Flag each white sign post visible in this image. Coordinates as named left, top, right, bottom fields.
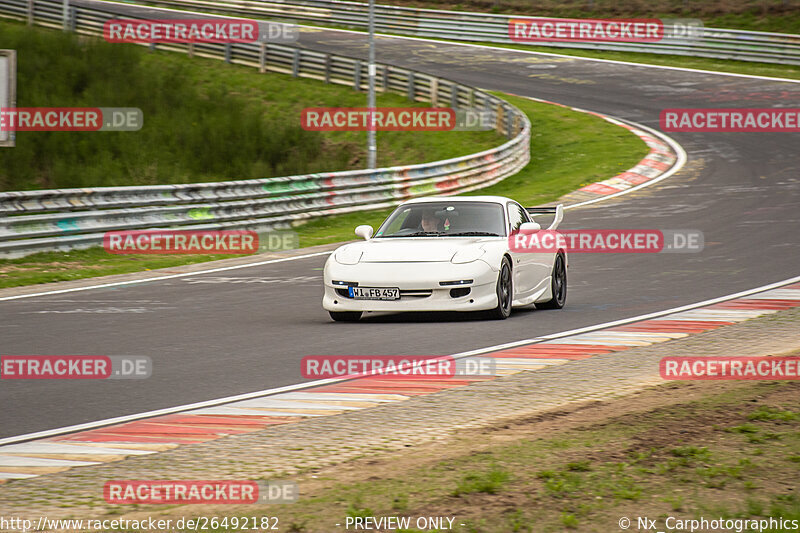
left=0, top=49, right=17, bottom=148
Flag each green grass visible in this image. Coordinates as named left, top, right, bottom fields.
left=0, top=94, right=648, bottom=288
left=0, top=19, right=501, bottom=191
left=452, top=467, right=511, bottom=496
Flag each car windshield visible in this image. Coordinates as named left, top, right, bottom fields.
left=374, top=202, right=507, bottom=238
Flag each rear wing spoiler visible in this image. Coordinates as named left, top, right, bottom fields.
left=525, top=204, right=564, bottom=230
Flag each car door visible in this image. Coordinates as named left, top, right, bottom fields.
left=506, top=202, right=537, bottom=298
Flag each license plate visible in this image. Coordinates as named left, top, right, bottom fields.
left=349, top=286, right=400, bottom=300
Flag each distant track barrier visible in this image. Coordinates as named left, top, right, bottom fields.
left=131, top=0, right=800, bottom=66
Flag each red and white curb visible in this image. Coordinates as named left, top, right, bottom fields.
left=576, top=119, right=675, bottom=197
left=1, top=280, right=799, bottom=482
left=518, top=95, right=682, bottom=208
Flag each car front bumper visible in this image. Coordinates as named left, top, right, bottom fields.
left=322, top=259, right=499, bottom=312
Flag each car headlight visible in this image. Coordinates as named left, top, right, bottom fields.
left=451, top=248, right=486, bottom=264
left=333, top=247, right=362, bottom=265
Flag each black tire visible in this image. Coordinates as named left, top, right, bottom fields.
left=329, top=311, right=362, bottom=322
left=538, top=252, right=567, bottom=309
left=487, top=257, right=513, bottom=320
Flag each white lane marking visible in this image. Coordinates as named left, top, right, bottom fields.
left=0, top=456, right=100, bottom=467
left=181, top=275, right=321, bottom=284
left=22, top=307, right=163, bottom=314
left=184, top=407, right=326, bottom=417
left=491, top=358, right=569, bottom=366
left=662, top=309, right=777, bottom=320
left=0, top=443, right=153, bottom=455
left=544, top=338, right=653, bottom=346
left=2, top=274, right=798, bottom=447
left=230, top=399, right=362, bottom=410
left=276, top=392, right=407, bottom=402
left=745, top=289, right=800, bottom=299
left=0, top=252, right=332, bottom=302
left=571, top=331, right=688, bottom=339
left=0, top=472, right=37, bottom=479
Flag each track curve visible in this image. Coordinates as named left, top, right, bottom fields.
left=1, top=21, right=798, bottom=438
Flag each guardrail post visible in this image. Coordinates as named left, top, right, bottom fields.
left=188, top=41, right=194, bottom=58
left=430, top=78, right=438, bottom=107
left=381, top=66, right=388, bottom=92
left=69, top=7, right=76, bottom=32
left=292, top=49, right=300, bottom=77
left=259, top=42, right=268, bottom=73
left=62, top=0, right=69, bottom=31
left=324, top=54, right=331, bottom=83
left=27, top=0, right=34, bottom=25
left=407, top=72, right=415, bottom=101
left=468, top=88, right=475, bottom=109
left=224, top=43, right=232, bottom=64
left=496, top=103, right=506, bottom=136
left=450, top=84, right=459, bottom=109
left=354, top=60, right=361, bottom=90
left=149, top=42, right=156, bottom=52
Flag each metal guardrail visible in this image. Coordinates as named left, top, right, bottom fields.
left=0, top=0, right=530, bottom=257
left=133, top=0, right=800, bottom=66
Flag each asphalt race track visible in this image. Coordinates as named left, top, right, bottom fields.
left=2, top=6, right=799, bottom=438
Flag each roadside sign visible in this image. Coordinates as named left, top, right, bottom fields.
left=1, top=49, right=17, bottom=147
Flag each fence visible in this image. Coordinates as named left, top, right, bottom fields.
left=126, top=0, right=800, bottom=66
left=0, top=0, right=531, bottom=257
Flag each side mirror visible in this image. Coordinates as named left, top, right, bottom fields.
left=519, top=221, right=541, bottom=232
left=355, top=225, right=373, bottom=240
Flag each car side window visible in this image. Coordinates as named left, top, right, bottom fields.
left=507, top=203, right=528, bottom=232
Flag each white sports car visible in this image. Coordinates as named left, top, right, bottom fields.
left=322, top=196, right=567, bottom=321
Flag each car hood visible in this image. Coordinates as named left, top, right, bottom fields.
left=346, top=237, right=497, bottom=263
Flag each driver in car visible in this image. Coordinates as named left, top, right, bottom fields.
left=420, top=210, right=441, bottom=232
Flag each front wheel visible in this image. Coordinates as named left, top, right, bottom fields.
left=329, top=311, right=362, bottom=322
left=486, top=257, right=513, bottom=320
left=538, top=253, right=567, bottom=309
